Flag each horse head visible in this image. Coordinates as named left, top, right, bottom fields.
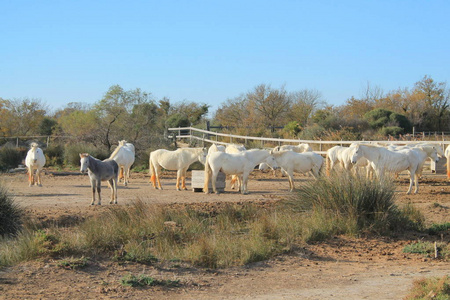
left=350, top=145, right=362, bottom=164
left=79, top=153, right=90, bottom=173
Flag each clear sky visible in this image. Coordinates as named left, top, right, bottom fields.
left=1, top=0, right=449, bottom=114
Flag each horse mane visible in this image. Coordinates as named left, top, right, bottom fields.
left=110, top=144, right=124, bottom=159
left=30, top=142, right=39, bottom=149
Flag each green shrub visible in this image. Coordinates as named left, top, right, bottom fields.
left=0, top=146, right=23, bottom=171
left=0, top=182, right=23, bottom=236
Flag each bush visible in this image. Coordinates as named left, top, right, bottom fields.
left=0, top=146, right=23, bottom=171
left=379, top=126, right=404, bottom=137
left=286, top=171, right=403, bottom=238
left=45, top=144, right=65, bottom=167
left=0, top=182, right=23, bottom=236
left=64, top=143, right=109, bottom=167
left=404, top=276, right=450, bottom=300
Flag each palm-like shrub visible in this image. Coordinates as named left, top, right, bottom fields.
left=0, top=182, right=23, bottom=236
left=286, top=171, right=406, bottom=237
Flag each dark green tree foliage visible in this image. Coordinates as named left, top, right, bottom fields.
left=39, top=117, right=57, bottom=135
left=364, top=108, right=412, bottom=134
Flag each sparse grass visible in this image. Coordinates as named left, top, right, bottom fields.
left=0, top=172, right=437, bottom=269
left=120, top=273, right=180, bottom=287
left=57, top=256, right=89, bottom=269
left=403, top=241, right=449, bottom=260
left=404, top=275, right=450, bottom=300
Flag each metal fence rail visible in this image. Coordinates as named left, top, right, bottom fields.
left=168, top=127, right=450, bottom=155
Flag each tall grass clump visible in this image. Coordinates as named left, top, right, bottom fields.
left=286, top=171, right=404, bottom=240
left=0, top=182, right=23, bottom=237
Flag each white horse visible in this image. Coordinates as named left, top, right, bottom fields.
left=350, top=144, right=438, bottom=194
left=225, top=143, right=247, bottom=189
left=271, top=150, right=322, bottom=192
left=110, top=140, right=135, bottom=186
left=80, top=153, right=119, bottom=205
left=446, top=145, right=450, bottom=179
left=149, top=147, right=207, bottom=190
left=326, top=145, right=355, bottom=175
left=25, top=142, right=46, bottom=187
left=208, top=143, right=226, bottom=155
left=204, top=149, right=275, bottom=194
left=278, top=143, right=312, bottom=153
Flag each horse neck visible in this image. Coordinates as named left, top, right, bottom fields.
left=87, top=156, right=98, bottom=173
left=110, top=144, right=124, bottom=159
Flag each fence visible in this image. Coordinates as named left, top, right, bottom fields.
left=168, top=127, right=450, bottom=155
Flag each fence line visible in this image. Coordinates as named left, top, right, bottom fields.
left=168, top=127, right=450, bottom=155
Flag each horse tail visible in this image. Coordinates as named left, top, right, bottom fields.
left=326, top=154, right=332, bottom=176
left=318, top=155, right=325, bottom=176
left=203, top=157, right=211, bottom=193
left=447, top=155, right=450, bottom=179
left=149, top=157, right=157, bottom=187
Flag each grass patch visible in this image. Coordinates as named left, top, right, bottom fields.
left=403, top=241, right=449, bottom=260
left=120, top=273, right=180, bottom=287
left=404, top=275, right=450, bottom=300
left=427, top=222, right=450, bottom=235
left=57, top=256, right=89, bottom=269
left=0, top=173, right=436, bottom=269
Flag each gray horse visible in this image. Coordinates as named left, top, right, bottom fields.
left=80, top=153, right=119, bottom=205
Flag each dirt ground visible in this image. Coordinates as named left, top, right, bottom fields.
left=0, top=168, right=449, bottom=300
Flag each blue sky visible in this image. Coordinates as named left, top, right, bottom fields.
left=1, top=0, right=449, bottom=114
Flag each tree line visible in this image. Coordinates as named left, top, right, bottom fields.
left=0, top=75, right=449, bottom=167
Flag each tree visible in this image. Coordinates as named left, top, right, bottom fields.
left=0, top=98, right=48, bottom=137
left=247, top=84, right=290, bottom=132
left=287, top=89, right=324, bottom=128
left=364, top=108, right=412, bottom=135
left=413, top=75, right=450, bottom=131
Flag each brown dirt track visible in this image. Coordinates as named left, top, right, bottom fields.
left=0, top=169, right=449, bottom=300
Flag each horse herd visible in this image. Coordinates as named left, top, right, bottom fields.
left=22, top=140, right=449, bottom=205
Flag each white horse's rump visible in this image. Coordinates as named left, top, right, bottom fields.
left=150, top=147, right=207, bottom=191
left=25, top=142, right=46, bottom=187
left=110, top=140, right=135, bottom=186
left=204, top=149, right=275, bottom=194
left=271, top=150, right=322, bottom=192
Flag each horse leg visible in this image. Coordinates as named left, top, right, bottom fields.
left=109, top=178, right=117, bottom=204
left=96, top=181, right=102, bottom=205
left=36, top=168, right=42, bottom=186
left=176, top=169, right=182, bottom=191
left=287, top=172, right=295, bottom=192
left=181, top=168, right=188, bottom=190
left=241, top=173, right=249, bottom=194
left=27, top=168, right=33, bottom=187
left=406, top=171, right=413, bottom=195
left=211, top=171, right=219, bottom=194
left=90, top=180, right=96, bottom=205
